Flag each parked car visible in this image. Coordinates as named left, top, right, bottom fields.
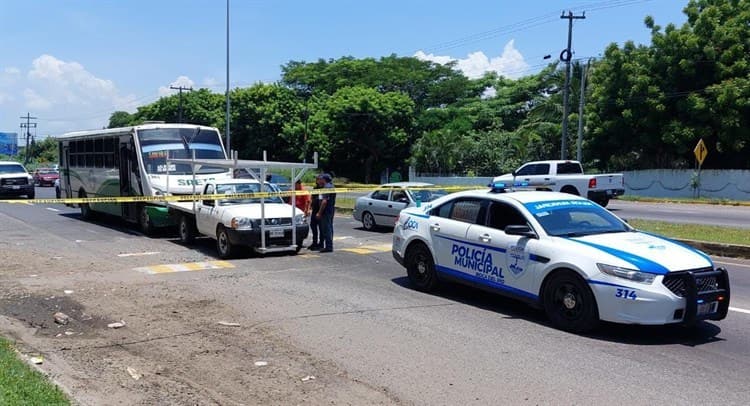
left=392, top=187, right=730, bottom=333
left=353, top=182, right=447, bottom=231
left=0, top=161, right=35, bottom=199
left=33, top=167, right=60, bottom=187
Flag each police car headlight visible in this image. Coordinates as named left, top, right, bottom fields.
left=597, top=263, right=656, bottom=284
left=231, top=217, right=254, bottom=230
left=294, top=214, right=307, bottom=225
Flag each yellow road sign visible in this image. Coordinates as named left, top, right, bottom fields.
left=694, top=138, right=708, bottom=166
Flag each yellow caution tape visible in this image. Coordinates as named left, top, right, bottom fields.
left=0, top=185, right=480, bottom=205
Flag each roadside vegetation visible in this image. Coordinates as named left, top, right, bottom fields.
left=628, top=219, right=750, bottom=246
left=0, top=337, right=69, bottom=405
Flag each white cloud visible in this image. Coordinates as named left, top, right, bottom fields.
left=415, top=39, right=529, bottom=80
left=202, top=77, right=219, bottom=88
left=158, top=76, right=195, bottom=97
left=0, top=54, right=138, bottom=134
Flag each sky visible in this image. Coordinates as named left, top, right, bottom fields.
left=0, top=0, right=689, bottom=140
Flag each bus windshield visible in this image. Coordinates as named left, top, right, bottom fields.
left=137, top=127, right=228, bottom=175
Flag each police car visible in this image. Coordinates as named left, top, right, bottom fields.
left=392, top=186, right=730, bottom=333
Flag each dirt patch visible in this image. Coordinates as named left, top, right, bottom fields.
left=0, top=293, right=113, bottom=338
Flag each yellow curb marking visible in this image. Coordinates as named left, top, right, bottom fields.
left=135, top=261, right=235, bottom=274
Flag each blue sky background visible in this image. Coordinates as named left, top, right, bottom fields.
left=1, top=0, right=688, bottom=138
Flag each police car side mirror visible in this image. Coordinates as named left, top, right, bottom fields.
left=505, top=225, right=537, bottom=238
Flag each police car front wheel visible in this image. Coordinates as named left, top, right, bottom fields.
left=406, top=243, right=439, bottom=292
left=543, top=271, right=599, bottom=333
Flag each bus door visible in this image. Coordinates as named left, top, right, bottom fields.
left=119, top=137, right=138, bottom=222
left=60, top=144, right=71, bottom=199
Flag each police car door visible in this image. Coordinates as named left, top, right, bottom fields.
left=465, top=200, right=539, bottom=297
left=429, top=198, right=488, bottom=277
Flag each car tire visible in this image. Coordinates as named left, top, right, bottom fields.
left=406, top=243, right=439, bottom=292
left=79, top=190, right=93, bottom=220
left=543, top=270, right=599, bottom=333
left=596, top=198, right=609, bottom=207
left=178, top=215, right=197, bottom=244
left=216, top=225, right=236, bottom=259
left=362, top=211, right=376, bottom=231
left=560, top=185, right=579, bottom=196
left=27, top=190, right=35, bottom=199
left=139, top=204, right=154, bottom=235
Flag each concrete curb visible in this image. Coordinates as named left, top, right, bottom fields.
left=677, top=239, right=750, bottom=259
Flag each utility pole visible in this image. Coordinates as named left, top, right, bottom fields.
left=170, top=85, right=193, bottom=123
left=576, top=59, right=592, bottom=162
left=19, top=113, right=37, bottom=165
left=225, top=0, right=231, bottom=153
left=560, top=10, right=585, bottom=160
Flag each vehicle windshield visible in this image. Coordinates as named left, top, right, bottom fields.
left=216, top=182, right=284, bottom=205
left=0, top=164, right=27, bottom=174
left=525, top=199, right=630, bottom=237
left=408, top=187, right=448, bottom=203
left=137, top=128, right=228, bottom=175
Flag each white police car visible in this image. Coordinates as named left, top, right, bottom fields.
left=392, top=186, right=730, bottom=333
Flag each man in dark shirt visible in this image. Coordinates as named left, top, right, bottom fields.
left=308, top=175, right=323, bottom=250
left=316, top=173, right=336, bottom=252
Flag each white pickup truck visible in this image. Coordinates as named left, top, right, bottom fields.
left=168, top=178, right=308, bottom=258
left=492, top=160, right=624, bottom=207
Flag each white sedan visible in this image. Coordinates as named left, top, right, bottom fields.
left=353, top=182, right=446, bottom=231
left=392, top=187, right=730, bottom=333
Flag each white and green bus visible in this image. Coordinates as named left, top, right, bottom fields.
left=57, top=123, right=231, bottom=233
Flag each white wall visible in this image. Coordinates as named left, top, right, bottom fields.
left=409, top=167, right=750, bottom=201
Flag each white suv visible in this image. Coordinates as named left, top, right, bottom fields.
left=0, top=161, right=35, bottom=199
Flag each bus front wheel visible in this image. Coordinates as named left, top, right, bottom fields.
left=139, top=205, right=154, bottom=235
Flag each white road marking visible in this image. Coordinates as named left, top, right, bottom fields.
left=714, top=260, right=750, bottom=269
left=333, top=236, right=353, bottom=241
left=117, top=251, right=161, bottom=257
left=46, top=207, right=60, bottom=212
left=729, top=307, right=750, bottom=315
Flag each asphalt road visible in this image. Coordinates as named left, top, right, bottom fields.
left=1, top=187, right=749, bottom=404
left=608, top=199, right=750, bottom=228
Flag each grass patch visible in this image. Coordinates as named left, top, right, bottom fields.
left=628, top=219, right=750, bottom=246
left=0, top=337, right=69, bottom=405
left=619, top=195, right=750, bottom=207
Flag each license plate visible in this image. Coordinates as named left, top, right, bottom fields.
left=269, top=228, right=284, bottom=238
left=12, top=185, right=20, bottom=190
left=697, top=301, right=719, bottom=316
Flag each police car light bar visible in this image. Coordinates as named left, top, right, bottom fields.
left=489, top=182, right=509, bottom=193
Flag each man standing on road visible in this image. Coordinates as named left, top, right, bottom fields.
left=316, top=173, right=336, bottom=253
left=308, top=175, right=323, bottom=250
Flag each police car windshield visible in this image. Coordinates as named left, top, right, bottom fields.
left=527, top=201, right=629, bottom=237
left=216, top=182, right=283, bottom=205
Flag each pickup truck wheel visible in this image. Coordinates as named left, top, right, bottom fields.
left=178, top=215, right=197, bottom=244
left=560, top=185, right=579, bottom=196
left=543, top=271, right=599, bottom=333
left=596, top=198, right=610, bottom=207
left=216, top=225, right=236, bottom=259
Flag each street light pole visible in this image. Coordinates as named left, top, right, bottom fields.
left=225, top=0, right=231, bottom=153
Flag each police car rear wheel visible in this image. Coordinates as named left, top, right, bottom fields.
left=406, top=244, right=438, bottom=292
left=362, top=212, right=376, bottom=231
left=543, top=271, right=599, bottom=333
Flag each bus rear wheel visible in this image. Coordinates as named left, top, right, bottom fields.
left=79, top=191, right=93, bottom=220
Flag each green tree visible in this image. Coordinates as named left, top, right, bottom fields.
left=315, top=86, right=415, bottom=183
left=108, top=111, right=134, bottom=128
